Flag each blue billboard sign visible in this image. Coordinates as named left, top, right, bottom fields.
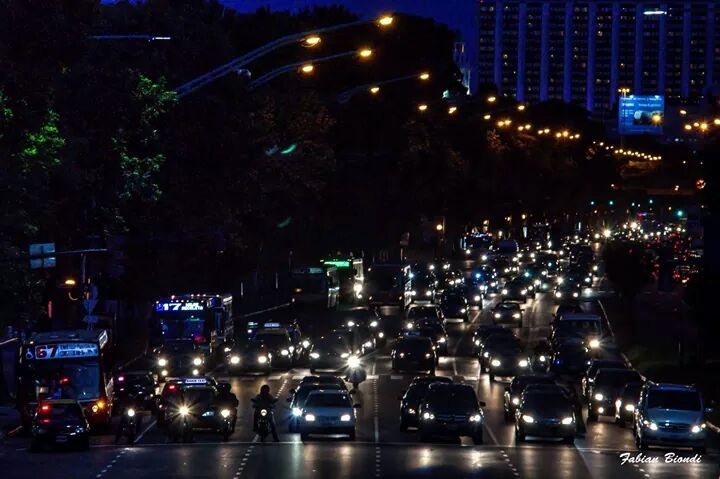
left=618, top=95, right=664, bottom=135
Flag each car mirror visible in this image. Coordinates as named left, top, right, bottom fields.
left=479, top=401, right=486, bottom=407
left=353, top=404, right=362, bottom=409
left=705, top=406, right=714, bottom=414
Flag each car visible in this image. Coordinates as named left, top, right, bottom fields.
left=486, top=343, right=531, bottom=382
left=30, top=400, right=90, bottom=451
left=287, top=383, right=344, bottom=432
left=587, top=368, right=643, bottom=421
left=479, top=334, right=522, bottom=372
left=515, top=385, right=576, bottom=443
left=500, top=278, right=528, bottom=302
left=299, top=375, right=348, bottom=390
left=332, top=326, right=374, bottom=356
left=615, top=381, right=644, bottom=427
left=530, top=340, right=553, bottom=372
left=457, top=282, right=483, bottom=308
left=391, top=336, right=437, bottom=374
left=548, top=343, right=591, bottom=377
left=492, top=302, right=523, bottom=325
left=581, top=359, right=629, bottom=399
left=406, top=305, right=444, bottom=325
left=503, top=375, right=557, bottom=421
left=226, top=341, right=273, bottom=374
left=472, top=325, right=514, bottom=354
left=252, top=328, right=296, bottom=368
left=153, top=339, right=207, bottom=380
left=342, top=308, right=386, bottom=346
left=404, top=319, right=449, bottom=356
left=634, top=383, right=707, bottom=453
left=410, top=270, right=438, bottom=303
left=299, top=389, right=360, bottom=440
left=112, top=370, right=157, bottom=412
left=417, top=383, right=485, bottom=444
left=553, top=280, right=582, bottom=303
left=550, top=314, right=604, bottom=350
left=438, top=290, right=469, bottom=321
left=398, top=376, right=453, bottom=431
left=435, top=269, right=463, bottom=293
left=157, top=377, right=225, bottom=433
left=309, top=335, right=354, bottom=373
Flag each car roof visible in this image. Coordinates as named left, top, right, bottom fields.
left=41, top=399, right=80, bottom=405
left=428, top=382, right=474, bottom=392
left=647, top=383, right=698, bottom=392
left=411, top=376, right=453, bottom=385
left=557, top=313, right=601, bottom=321
left=307, top=389, right=349, bottom=397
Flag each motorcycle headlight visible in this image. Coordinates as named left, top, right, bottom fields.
left=624, top=404, right=635, bottom=412
left=469, top=414, right=482, bottom=422
left=422, top=411, right=435, bottom=421
left=474, top=295, right=481, bottom=302
left=588, top=339, right=600, bottom=349
left=438, top=337, right=446, bottom=343
left=522, top=415, right=534, bottom=423
left=179, top=405, right=190, bottom=416
left=594, top=393, right=604, bottom=401
left=425, top=291, right=432, bottom=297
left=292, top=408, right=302, bottom=417
left=511, top=397, right=519, bottom=405
left=281, top=349, right=290, bottom=356
left=491, top=359, right=501, bottom=367
left=157, top=358, right=167, bottom=367
left=475, top=339, right=480, bottom=346
left=561, top=416, right=574, bottom=425
left=302, top=340, right=311, bottom=348
left=220, top=409, right=231, bottom=418
left=257, top=355, right=268, bottom=364
left=305, top=414, right=316, bottom=422
left=494, top=313, right=502, bottom=319
left=260, top=409, right=268, bottom=417
left=223, top=347, right=232, bottom=353
left=127, top=408, right=135, bottom=417
left=518, top=359, right=528, bottom=368
left=340, top=414, right=352, bottom=422
left=501, top=289, right=508, bottom=295
left=347, top=356, right=361, bottom=368
left=193, top=357, right=202, bottom=366
left=539, top=355, right=546, bottom=362
left=230, top=355, right=240, bottom=365
left=340, top=352, right=350, bottom=359
left=310, top=352, right=320, bottom=359
left=512, top=313, right=521, bottom=319
left=370, top=321, right=378, bottom=328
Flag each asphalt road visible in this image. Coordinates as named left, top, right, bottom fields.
left=2, top=264, right=718, bottom=478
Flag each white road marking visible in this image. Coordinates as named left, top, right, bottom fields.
left=134, top=418, right=157, bottom=444
left=464, top=375, right=478, bottom=381
left=390, top=375, right=403, bottom=380
left=269, top=375, right=283, bottom=380
left=367, top=375, right=379, bottom=380
left=292, top=375, right=304, bottom=380
left=452, top=357, right=458, bottom=376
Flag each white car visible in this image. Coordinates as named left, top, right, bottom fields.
left=299, top=390, right=360, bottom=441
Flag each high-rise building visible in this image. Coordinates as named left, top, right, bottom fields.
left=477, top=1, right=720, bottom=112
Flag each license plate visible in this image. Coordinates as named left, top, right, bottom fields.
left=55, top=435, right=68, bottom=443
left=446, top=424, right=458, bottom=430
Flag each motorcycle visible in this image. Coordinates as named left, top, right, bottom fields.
left=344, top=356, right=367, bottom=393
left=251, top=398, right=276, bottom=442
left=219, top=408, right=234, bottom=442
left=167, top=405, right=193, bottom=443
left=117, top=408, right=139, bottom=444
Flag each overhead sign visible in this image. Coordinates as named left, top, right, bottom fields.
left=27, top=343, right=99, bottom=360
left=29, top=243, right=56, bottom=269
left=618, top=95, right=664, bottom=135
left=323, top=260, right=351, bottom=268
left=155, top=301, right=204, bottom=312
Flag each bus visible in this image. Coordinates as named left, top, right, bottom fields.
left=461, top=233, right=492, bottom=256
left=321, top=257, right=364, bottom=303
left=364, top=264, right=412, bottom=309
left=150, top=294, right=233, bottom=355
left=17, top=329, right=113, bottom=428
left=290, top=265, right=340, bottom=309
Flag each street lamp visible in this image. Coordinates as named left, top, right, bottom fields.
left=418, top=103, right=428, bottom=112
left=358, top=48, right=373, bottom=58
left=337, top=71, right=431, bottom=103
left=303, top=35, right=322, bottom=47
left=300, top=64, right=315, bottom=74
left=517, top=104, right=525, bottom=111
left=377, top=15, right=394, bottom=26
left=651, top=113, right=662, bottom=124
left=448, top=106, right=458, bottom=115
left=419, top=72, right=431, bottom=81
left=369, top=86, right=380, bottom=94
left=435, top=223, right=444, bottom=231
left=487, top=95, right=497, bottom=103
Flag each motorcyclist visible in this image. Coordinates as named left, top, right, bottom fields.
left=216, top=383, right=239, bottom=430
left=114, top=402, right=142, bottom=444
left=252, top=385, right=279, bottom=442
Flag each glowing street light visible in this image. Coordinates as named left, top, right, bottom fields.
left=651, top=113, right=662, bottom=124
left=377, top=15, right=394, bottom=27
left=517, top=104, right=525, bottom=111
left=483, top=114, right=491, bottom=120
left=448, top=106, right=458, bottom=115
left=487, top=95, right=497, bottom=103
left=417, top=103, right=428, bottom=112
left=700, top=122, right=709, bottom=131
left=300, top=64, right=315, bottom=74
left=369, top=86, right=380, bottom=94
left=435, top=223, right=444, bottom=231
left=303, top=35, right=321, bottom=47
left=64, top=278, right=77, bottom=287
left=419, top=72, right=430, bottom=81
left=358, top=48, right=373, bottom=58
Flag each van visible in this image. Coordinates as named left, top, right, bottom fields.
left=551, top=313, right=604, bottom=350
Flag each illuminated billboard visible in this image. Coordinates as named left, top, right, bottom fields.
left=618, top=95, right=664, bottom=135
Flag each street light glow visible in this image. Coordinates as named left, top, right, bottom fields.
left=358, top=48, right=373, bottom=58
left=517, top=104, right=525, bottom=111
left=303, top=35, right=321, bottom=47
left=419, top=72, right=430, bottom=81
left=300, top=64, right=314, bottom=74
left=369, top=86, right=380, bottom=94
left=435, top=223, right=444, bottom=231
left=417, top=103, right=428, bottom=112
left=483, top=114, right=491, bottom=120
left=377, top=15, right=394, bottom=27
left=651, top=113, right=662, bottom=124
left=64, top=278, right=77, bottom=287
left=448, top=106, right=457, bottom=115
left=487, top=96, right=497, bottom=103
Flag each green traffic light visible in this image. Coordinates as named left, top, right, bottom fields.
left=676, top=209, right=685, bottom=218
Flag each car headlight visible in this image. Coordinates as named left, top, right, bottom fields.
left=220, top=409, right=231, bottom=418
left=501, top=289, right=508, bottom=295
left=302, top=340, right=311, bottom=348
left=399, top=353, right=405, bottom=358
left=474, top=295, right=481, bottom=302
left=378, top=332, right=384, bottom=338
left=481, top=255, right=488, bottom=261
left=594, top=393, right=604, bottom=401
left=425, top=291, right=432, bottom=297
left=305, top=414, right=316, bottom=422
left=534, top=279, right=541, bottom=286
left=588, top=339, right=600, bottom=349
left=691, top=424, right=706, bottom=434
left=490, top=282, right=497, bottom=287
left=438, top=337, right=446, bottom=343
left=353, top=284, right=363, bottom=293
left=192, top=368, right=199, bottom=375
left=257, top=355, right=268, bottom=364
left=364, top=341, right=373, bottom=348
left=340, top=352, right=350, bottom=359
left=483, top=352, right=489, bottom=358
left=561, top=416, right=574, bottom=425
left=193, top=357, right=203, bottom=366
left=161, top=369, right=168, bottom=376
left=230, top=355, right=240, bottom=365
left=465, top=249, right=471, bottom=255
left=406, top=322, right=413, bottom=329
left=522, top=415, right=534, bottom=423
left=407, top=408, right=417, bottom=415
left=555, top=291, right=562, bottom=298
left=539, top=355, right=546, bottom=362
left=494, top=313, right=502, bottom=319
left=512, top=313, right=521, bottom=319
left=585, top=277, right=591, bottom=283
left=592, top=265, right=598, bottom=272
left=292, top=408, right=302, bottom=417
left=281, top=349, right=290, bottom=356
left=469, top=414, right=482, bottom=422
left=647, top=421, right=658, bottom=431
left=157, top=358, right=168, bottom=367
left=425, top=353, right=432, bottom=359
left=410, top=290, right=417, bottom=296
left=127, top=408, right=135, bottom=417
left=557, top=277, right=564, bottom=284
left=340, top=414, right=352, bottom=422
left=572, top=291, right=579, bottom=298
left=511, top=397, right=519, bottom=405
left=520, top=289, right=527, bottom=295
left=491, top=359, right=501, bottom=367
left=370, top=321, right=378, bottom=328
left=624, top=404, right=635, bottom=412
left=223, top=347, right=232, bottom=353
left=461, top=308, right=467, bottom=313
left=518, top=359, right=529, bottom=368
left=310, top=352, right=320, bottom=359
left=422, top=412, right=435, bottom=420
left=475, top=339, right=480, bottom=346
left=179, top=405, right=190, bottom=416
left=347, top=355, right=361, bottom=368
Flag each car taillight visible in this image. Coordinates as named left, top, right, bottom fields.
left=168, top=384, right=177, bottom=391
left=40, top=404, right=51, bottom=413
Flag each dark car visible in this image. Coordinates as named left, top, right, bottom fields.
left=553, top=279, right=582, bottom=303
left=298, top=375, right=348, bottom=390
left=343, top=308, right=386, bottom=346
left=404, top=319, right=449, bottom=356
left=479, top=334, right=522, bottom=372
left=252, top=328, right=296, bottom=368
left=391, top=336, right=436, bottom=374
left=418, top=383, right=485, bottom=444
left=515, top=386, right=576, bottom=443
left=309, top=335, right=353, bottom=373
left=406, top=305, right=444, bottom=326
left=549, top=343, right=591, bottom=376
left=153, top=339, right=206, bottom=380
left=457, top=282, right=483, bottom=308
left=411, top=271, right=438, bottom=303
left=581, top=359, right=629, bottom=399
left=30, top=400, right=90, bottom=451
left=530, top=340, right=553, bottom=372
left=436, top=269, right=463, bottom=293
left=398, top=376, right=453, bottom=431
left=503, top=375, right=557, bottom=420
left=226, top=341, right=273, bottom=374
left=287, top=383, right=344, bottom=432
left=492, top=302, right=523, bottom=325
left=487, top=343, right=531, bottom=382
left=439, top=290, right=469, bottom=321
left=614, top=381, right=644, bottom=427
left=501, top=279, right=528, bottom=302
left=587, top=368, right=643, bottom=421
left=472, top=325, right=515, bottom=354
left=113, top=370, right=157, bottom=412
left=332, top=326, right=374, bottom=356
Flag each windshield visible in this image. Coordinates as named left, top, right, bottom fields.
left=39, top=403, right=84, bottom=421
left=253, top=333, right=289, bottom=348
left=523, top=393, right=570, bottom=412
left=406, top=384, right=430, bottom=401
left=306, top=393, right=351, bottom=408
left=497, top=303, right=519, bottom=311
left=595, top=371, right=642, bottom=389
left=408, top=308, right=438, bottom=319
left=184, top=389, right=215, bottom=407
left=398, top=339, right=432, bottom=353
left=313, top=338, right=349, bottom=353
left=162, top=340, right=196, bottom=353
left=161, top=318, right=205, bottom=341
left=28, top=360, right=101, bottom=401
left=296, top=385, right=341, bottom=405
left=426, top=388, right=477, bottom=412
left=291, top=275, right=325, bottom=294
left=647, top=390, right=701, bottom=411
left=555, top=320, right=601, bottom=336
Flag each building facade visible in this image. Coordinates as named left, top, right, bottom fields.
left=477, top=1, right=720, bottom=112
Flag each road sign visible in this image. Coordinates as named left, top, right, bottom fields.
left=83, top=299, right=98, bottom=314
left=82, top=315, right=98, bottom=324
left=29, top=242, right=56, bottom=269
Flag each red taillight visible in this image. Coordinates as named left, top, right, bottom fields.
left=193, top=335, right=205, bottom=344
left=40, top=404, right=51, bottom=413
left=59, top=377, right=70, bottom=385
left=168, top=384, right=177, bottom=391
left=117, top=376, right=125, bottom=382
left=40, top=418, right=51, bottom=424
